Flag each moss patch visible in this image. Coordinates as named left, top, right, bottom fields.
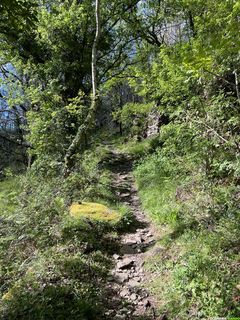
left=69, top=202, right=120, bottom=222
left=2, top=290, right=13, bottom=301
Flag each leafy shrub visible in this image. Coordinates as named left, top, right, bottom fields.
left=113, top=102, right=154, bottom=138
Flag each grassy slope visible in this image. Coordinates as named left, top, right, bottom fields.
left=115, top=137, right=240, bottom=319
left=1, top=136, right=239, bottom=319
left=0, top=146, right=133, bottom=320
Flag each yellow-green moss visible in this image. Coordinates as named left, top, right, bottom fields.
left=69, top=202, right=120, bottom=222
left=2, top=290, right=13, bottom=301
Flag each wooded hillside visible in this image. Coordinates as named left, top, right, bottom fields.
left=0, top=1, right=239, bottom=319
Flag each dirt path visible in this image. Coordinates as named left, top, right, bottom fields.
left=104, top=151, right=161, bottom=320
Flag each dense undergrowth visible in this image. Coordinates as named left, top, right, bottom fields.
left=0, top=146, right=132, bottom=319
left=126, top=128, right=240, bottom=319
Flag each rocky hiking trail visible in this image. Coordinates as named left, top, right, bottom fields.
left=103, top=150, right=163, bottom=320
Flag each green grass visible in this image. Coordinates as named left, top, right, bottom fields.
left=112, top=135, right=159, bottom=158
left=136, top=178, right=179, bottom=225
left=0, top=146, right=137, bottom=319
left=133, top=148, right=240, bottom=319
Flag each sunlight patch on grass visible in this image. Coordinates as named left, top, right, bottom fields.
left=117, top=139, right=153, bottom=156
left=136, top=180, right=180, bottom=226
left=0, top=177, right=20, bottom=215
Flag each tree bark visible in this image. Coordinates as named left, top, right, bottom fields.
left=234, top=69, right=240, bottom=103
left=63, top=0, right=101, bottom=176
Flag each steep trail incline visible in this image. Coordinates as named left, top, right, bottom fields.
left=104, top=151, right=162, bottom=320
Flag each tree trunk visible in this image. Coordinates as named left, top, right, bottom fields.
left=63, top=0, right=101, bottom=176
left=234, top=69, right=240, bottom=103
left=91, top=0, right=100, bottom=100
left=188, top=10, right=196, bottom=37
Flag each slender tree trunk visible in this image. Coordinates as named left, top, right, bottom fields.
left=63, top=0, right=101, bottom=176
left=234, top=69, right=240, bottom=103
left=188, top=11, right=196, bottom=37
left=91, top=0, right=100, bottom=100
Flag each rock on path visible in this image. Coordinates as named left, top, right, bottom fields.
left=105, top=151, right=162, bottom=320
